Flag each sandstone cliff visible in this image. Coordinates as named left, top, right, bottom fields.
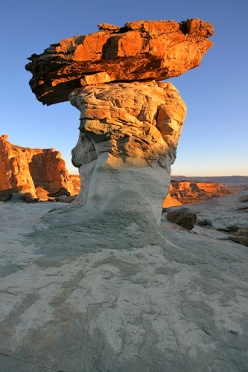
left=67, top=175, right=233, bottom=209
left=0, top=135, right=76, bottom=200
left=70, top=80, right=186, bottom=224
left=163, top=179, right=232, bottom=207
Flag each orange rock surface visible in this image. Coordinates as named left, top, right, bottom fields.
left=26, top=19, right=213, bottom=105
left=163, top=180, right=232, bottom=208
left=0, top=135, right=76, bottom=199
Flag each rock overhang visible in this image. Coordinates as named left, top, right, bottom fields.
left=25, top=18, right=214, bottom=106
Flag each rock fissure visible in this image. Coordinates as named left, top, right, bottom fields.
left=0, top=351, right=60, bottom=372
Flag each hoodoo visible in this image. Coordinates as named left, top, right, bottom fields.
left=26, top=19, right=213, bottom=227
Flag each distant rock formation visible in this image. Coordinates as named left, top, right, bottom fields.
left=0, top=135, right=76, bottom=200
left=26, top=18, right=213, bottom=226
left=163, top=179, right=232, bottom=207
left=172, top=175, right=248, bottom=191
left=26, top=19, right=213, bottom=105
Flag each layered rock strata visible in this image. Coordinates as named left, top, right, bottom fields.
left=26, top=19, right=213, bottom=105
left=163, top=180, right=232, bottom=208
left=70, top=81, right=186, bottom=224
left=0, top=135, right=75, bottom=199
left=26, top=19, right=213, bottom=226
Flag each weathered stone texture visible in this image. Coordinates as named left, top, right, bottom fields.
left=0, top=135, right=36, bottom=196
left=71, top=81, right=186, bottom=166
left=0, top=135, right=75, bottom=198
left=25, top=19, right=213, bottom=105
left=70, top=81, right=186, bottom=224
left=25, top=18, right=213, bottom=222
left=163, top=180, right=232, bottom=207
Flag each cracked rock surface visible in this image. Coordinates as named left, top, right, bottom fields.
left=25, top=19, right=213, bottom=105
left=0, top=191, right=248, bottom=371
left=70, top=81, right=186, bottom=225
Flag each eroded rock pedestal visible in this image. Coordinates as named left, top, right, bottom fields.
left=70, top=81, right=186, bottom=225
left=25, top=18, right=213, bottom=228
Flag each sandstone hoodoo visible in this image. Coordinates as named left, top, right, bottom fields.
left=26, top=19, right=213, bottom=226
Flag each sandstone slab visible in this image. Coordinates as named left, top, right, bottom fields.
left=166, top=207, right=197, bottom=230
left=25, top=18, right=213, bottom=223
left=25, top=19, right=213, bottom=105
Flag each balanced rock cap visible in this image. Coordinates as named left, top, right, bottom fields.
left=26, top=19, right=214, bottom=105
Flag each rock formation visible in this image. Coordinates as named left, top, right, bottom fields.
left=163, top=179, right=232, bottom=208
left=70, top=81, right=186, bottom=224
left=166, top=207, right=197, bottom=230
left=26, top=19, right=213, bottom=105
left=0, top=135, right=76, bottom=199
left=26, top=18, right=213, bottom=225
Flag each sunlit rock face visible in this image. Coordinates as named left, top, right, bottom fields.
left=25, top=18, right=213, bottom=228
left=70, top=81, right=186, bottom=224
left=25, top=19, right=213, bottom=105
left=0, top=134, right=75, bottom=198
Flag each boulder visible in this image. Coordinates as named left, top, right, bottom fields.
left=25, top=19, right=213, bottom=105
left=166, top=208, right=197, bottom=230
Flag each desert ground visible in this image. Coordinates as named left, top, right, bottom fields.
left=0, top=190, right=248, bottom=371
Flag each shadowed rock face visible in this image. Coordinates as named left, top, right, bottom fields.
left=25, top=19, right=213, bottom=105
left=163, top=180, right=233, bottom=207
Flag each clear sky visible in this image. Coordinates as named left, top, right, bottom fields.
left=0, top=0, right=247, bottom=176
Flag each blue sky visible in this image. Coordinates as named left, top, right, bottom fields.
left=0, top=0, right=247, bottom=176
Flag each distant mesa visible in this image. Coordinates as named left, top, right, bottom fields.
left=163, top=179, right=233, bottom=208
left=25, top=19, right=213, bottom=105
left=25, top=19, right=213, bottom=226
